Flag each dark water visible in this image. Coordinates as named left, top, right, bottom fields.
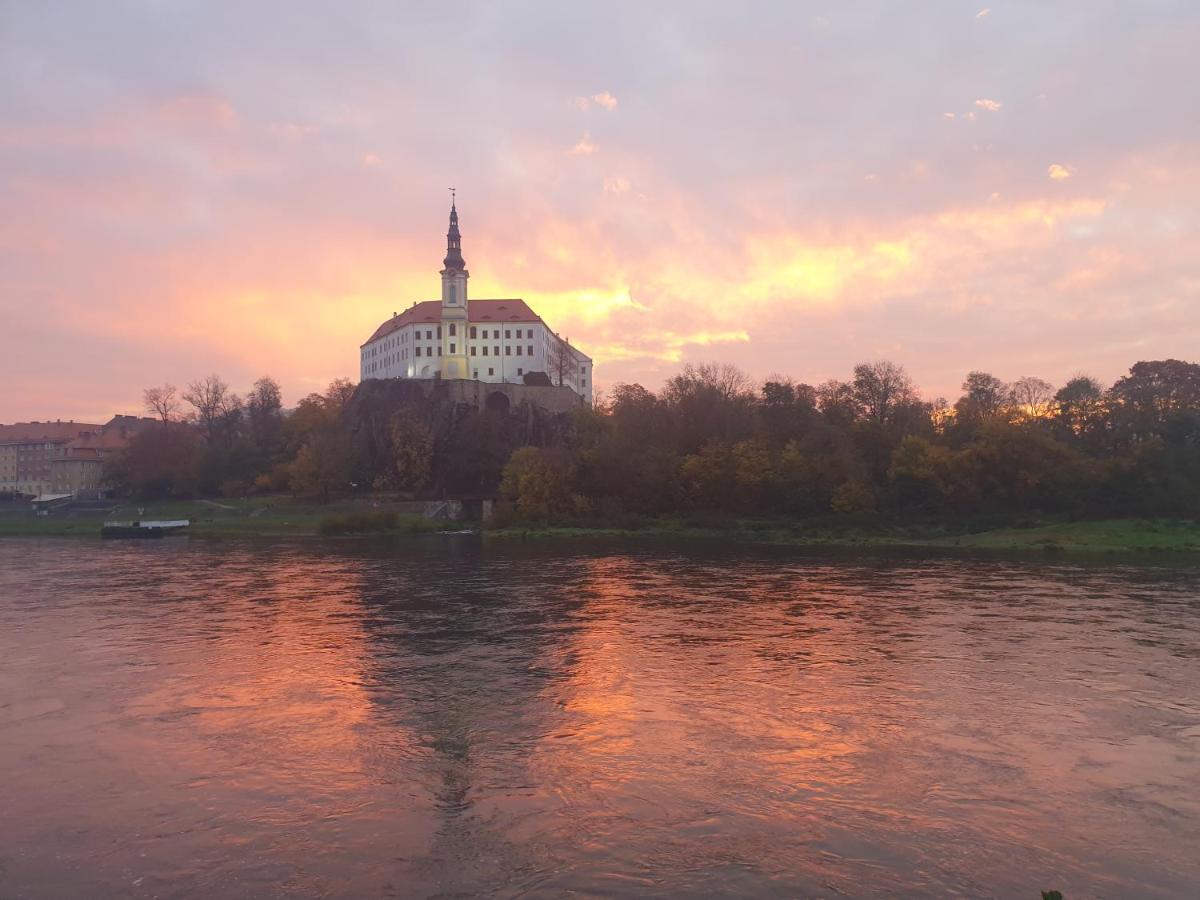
left=1, top=538, right=1199, bottom=898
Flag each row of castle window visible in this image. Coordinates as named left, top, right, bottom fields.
left=369, top=325, right=538, bottom=349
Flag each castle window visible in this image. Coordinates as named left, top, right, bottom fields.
left=470, top=327, right=477, bottom=339
left=505, top=346, right=511, bottom=355
left=437, top=326, right=442, bottom=338
left=528, top=345, right=533, bottom=355
left=516, top=346, right=522, bottom=356
left=494, top=346, right=500, bottom=356
left=426, top=330, right=432, bottom=340
left=488, top=368, right=494, bottom=376
left=517, top=368, right=523, bottom=375
left=415, top=347, right=421, bottom=357
left=470, top=347, right=477, bottom=356
left=473, top=370, right=478, bottom=378
left=449, top=324, right=456, bottom=336
left=505, top=329, right=511, bottom=339
left=450, top=343, right=456, bottom=353
left=482, top=346, right=488, bottom=356
left=437, top=346, right=442, bottom=356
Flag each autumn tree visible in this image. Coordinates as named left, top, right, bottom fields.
left=143, top=384, right=180, bottom=425
left=384, top=409, right=433, bottom=492
left=852, top=361, right=918, bottom=426
left=183, top=375, right=242, bottom=445
left=1010, top=376, right=1056, bottom=421
left=245, top=376, right=284, bottom=455
left=499, top=446, right=576, bottom=523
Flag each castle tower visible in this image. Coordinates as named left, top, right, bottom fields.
left=440, top=195, right=470, bottom=379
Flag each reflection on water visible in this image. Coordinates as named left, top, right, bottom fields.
left=1, top=538, right=1198, bottom=897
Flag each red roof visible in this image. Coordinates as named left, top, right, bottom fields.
left=62, top=430, right=132, bottom=455
left=363, top=299, right=542, bottom=346
left=0, top=421, right=102, bottom=445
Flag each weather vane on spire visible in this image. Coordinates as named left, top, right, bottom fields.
left=449, top=186, right=456, bottom=207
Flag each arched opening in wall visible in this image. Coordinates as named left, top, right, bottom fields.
left=485, top=391, right=511, bottom=414
left=420, top=365, right=432, bottom=377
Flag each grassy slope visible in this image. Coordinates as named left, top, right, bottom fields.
left=3, top=499, right=1198, bottom=555
left=0, top=497, right=449, bottom=538
left=926, top=518, right=1200, bottom=553
left=487, top=517, right=1200, bottom=555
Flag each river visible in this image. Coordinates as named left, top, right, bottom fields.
left=1, top=537, right=1198, bottom=897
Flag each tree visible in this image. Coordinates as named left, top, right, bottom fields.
left=662, top=363, right=756, bottom=452
left=246, top=376, right=284, bottom=454
left=952, top=372, right=1011, bottom=435
left=289, top=432, right=353, bottom=500
left=888, top=435, right=960, bottom=509
left=104, top=423, right=202, bottom=498
left=1109, top=359, right=1200, bottom=441
left=1054, top=376, right=1105, bottom=439
left=548, top=335, right=574, bottom=387
left=385, top=409, right=433, bottom=492
left=852, top=361, right=918, bottom=426
left=759, top=378, right=817, bottom=445
left=183, top=375, right=241, bottom=445
left=499, top=446, right=576, bottom=523
left=816, top=379, right=859, bottom=427
left=830, top=480, right=876, bottom=515
left=143, top=384, right=180, bottom=425
left=1010, top=376, right=1056, bottom=421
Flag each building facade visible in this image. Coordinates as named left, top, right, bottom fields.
left=360, top=202, right=593, bottom=403
left=0, top=421, right=101, bottom=497
left=0, top=415, right=156, bottom=498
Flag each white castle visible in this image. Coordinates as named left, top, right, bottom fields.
left=359, top=200, right=593, bottom=402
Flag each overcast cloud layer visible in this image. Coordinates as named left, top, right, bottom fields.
left=2, top=1, right=1199, bottom=421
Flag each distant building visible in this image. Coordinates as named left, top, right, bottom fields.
left=49, top=416, right=157, bottom=499
left=0, top=421, right=101, bottom=497
left=359, top=200, right=594, bottom=403
left=0, top=415, right=156, bottom=499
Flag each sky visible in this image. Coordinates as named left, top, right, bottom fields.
left=2, top=1, right=1199, bottom=423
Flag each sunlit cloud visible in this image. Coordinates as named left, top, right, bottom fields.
left=569, top=133, right=597, bottom=156
left=574, top=91, right=619, bottom=111
left=975, top=98, right=1002, bottom=112
left=1048, top=163, right=1074, bottom=180
left=591, top=91, right=618, bottom=110
left=603, top=175, right=631, bottom=193
left=976, top=8, right=992, bottom=19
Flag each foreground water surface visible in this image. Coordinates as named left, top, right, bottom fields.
left=1, top=538, right=1198, bottom=898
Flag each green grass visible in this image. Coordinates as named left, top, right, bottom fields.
left=5, top=500, right=1198, bottom=556
left=0, top=496, right=465, bottom=539
left=486, top=516, right=1200, bottom=556
left=928, top=518, right=1200, bottom=554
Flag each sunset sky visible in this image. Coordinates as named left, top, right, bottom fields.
left=2, top=1, right=1199, bottom=423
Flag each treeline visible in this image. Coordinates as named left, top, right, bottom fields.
left=106, top=375, right=371, bottom=498
left=497, top=359, right=1200, bottom=525
left=105, top=359, right=1200, bottom=527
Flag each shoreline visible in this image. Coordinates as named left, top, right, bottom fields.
left=1, top=498, right=1198, bottom=557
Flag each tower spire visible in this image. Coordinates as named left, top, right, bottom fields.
left=443, top=189, right=466, bottom=273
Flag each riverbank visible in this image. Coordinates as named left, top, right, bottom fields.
left=2, top=499, right=1197, bottom=555
left=0, top=497, right=452, bottom=538
left=485, top=517, right=1200, bottom=556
